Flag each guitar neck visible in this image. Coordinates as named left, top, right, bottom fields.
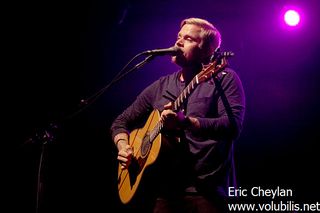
left=148, top=74, right=200, bottom=140
left=172, top=59, right=225, bottom=111
left=151, top=53, right=230, bottom=137
left=173, top=74, right=200, bottom=111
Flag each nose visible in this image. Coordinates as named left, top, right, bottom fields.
left=175, top=37, right=183, bottom=47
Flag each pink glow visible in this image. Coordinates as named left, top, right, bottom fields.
left=284, top=10, right=300, bottom=26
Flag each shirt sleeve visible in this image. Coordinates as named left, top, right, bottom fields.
left=110, top=81, right=158, bottom=140
left=196, top=69, right=246, bottom=140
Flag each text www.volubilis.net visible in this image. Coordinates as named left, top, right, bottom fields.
left=228, top=201, right=320, bottom=212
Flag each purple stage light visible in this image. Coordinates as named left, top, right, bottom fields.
left=284, top=9, right=300, bottom=26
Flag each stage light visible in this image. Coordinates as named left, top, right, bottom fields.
left=284, top=10, right=300, bottom=26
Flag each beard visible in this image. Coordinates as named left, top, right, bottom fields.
left=172, top=53, right=202, bottom=68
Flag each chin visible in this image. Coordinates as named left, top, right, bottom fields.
left=172, top=55, right=186, bottom=67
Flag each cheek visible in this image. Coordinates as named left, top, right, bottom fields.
left=185, top=46, right=201, bottom=60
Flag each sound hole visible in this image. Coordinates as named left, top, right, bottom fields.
left=140, top=132, right=152, bottom=158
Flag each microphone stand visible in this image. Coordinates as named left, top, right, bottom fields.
left=25, top=52, right=156, bottom=213
left=34, top=125, right=56, bottom=213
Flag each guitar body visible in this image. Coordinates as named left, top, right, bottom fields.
left=118, top=109, right=162, bottom=204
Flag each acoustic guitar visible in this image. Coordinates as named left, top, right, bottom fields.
left=117, top=51, right=233, bottom=204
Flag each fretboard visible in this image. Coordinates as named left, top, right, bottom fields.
left=173, top=74, right=200, bottom=111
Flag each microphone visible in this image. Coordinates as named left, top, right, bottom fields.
left=142, top=46, right=181, bottom=56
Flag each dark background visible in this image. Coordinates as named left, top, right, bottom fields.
left=8, top=0, right=320, bottom=212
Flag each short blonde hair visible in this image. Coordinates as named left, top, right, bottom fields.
left=181, top=18, right=221, bottom=59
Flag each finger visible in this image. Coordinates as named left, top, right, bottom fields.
left=118, top=150, right=129, bottom=157
left=117, top=155, right=128, bottom=162
left=161, top=109, right=176, bottom=117
left=164, top=102, right=172, bottom=109
left=120, top=162, right=127, bottom=170
left=125, top=146, right=134, bottom=154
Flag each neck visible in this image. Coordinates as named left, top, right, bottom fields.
left=180, top=64, right=202, bottom=83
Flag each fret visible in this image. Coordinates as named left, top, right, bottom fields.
left=195, top=75, right=199, bottom=84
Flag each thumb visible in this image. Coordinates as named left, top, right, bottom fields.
left=164, top=102, right=173, bottom=110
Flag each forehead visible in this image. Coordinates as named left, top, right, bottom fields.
left=178, top=24, right=202, bottom=37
